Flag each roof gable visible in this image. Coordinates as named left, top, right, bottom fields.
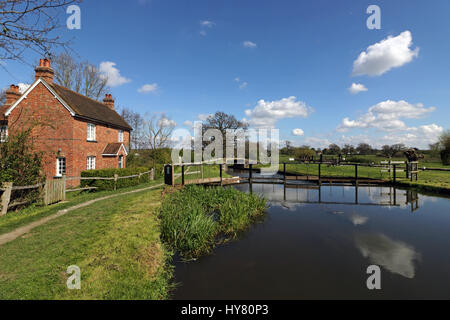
left=5, top=79, right=76, bottom=117
left=4, top=79, right=132, bottom=131
left=102, top=143, right=128, bottom=156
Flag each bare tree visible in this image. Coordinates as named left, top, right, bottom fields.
left=0, top=87, right=5, bottom=105
left=203, top=111, right=248, bottom=137
left=145, top=114, right=176, bottom=150
left=0, top=0, right=80, bottom=64
left=52, top=53, right=109, bottom=100
left=119, top=107, right=144, bottom=150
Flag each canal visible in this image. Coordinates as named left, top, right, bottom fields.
left=173, top=182, right=450, bottom=299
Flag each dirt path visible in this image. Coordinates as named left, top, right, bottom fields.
left=0, top=183, right=164, bottom=246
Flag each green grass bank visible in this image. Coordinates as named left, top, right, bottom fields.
left=159, top=185, right=267, bottom=259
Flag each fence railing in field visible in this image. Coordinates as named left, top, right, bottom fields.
left=0, top=168, right=155, bottom=215
left=65, top=168, right=155, bottom=192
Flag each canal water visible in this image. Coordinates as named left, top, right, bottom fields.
left=173, top=183, right=450, bottom=299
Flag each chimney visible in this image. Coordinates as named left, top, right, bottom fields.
left=35, top=58, right=54, bottom=83
left=3, top=84, right=21, bottom=107
left=103, top=94, right=115, bottom=110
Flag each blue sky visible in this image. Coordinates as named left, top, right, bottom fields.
left=1, top=0, right=450, bottom=148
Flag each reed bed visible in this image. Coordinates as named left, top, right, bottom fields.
left=159, top=185, right=267, bottom=259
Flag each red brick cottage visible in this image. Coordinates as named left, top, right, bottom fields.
left=0, top=59, right=132, bottom=187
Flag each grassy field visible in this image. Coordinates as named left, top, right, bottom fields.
left=160, top=185, right=267, bottom=259
left=174, top=164, right=232, bottom=184
left=0, top=183, right=173, bottom=300
left=262, top=154, right=450, bottom=192
left=0, top=180, right=163, bottom=235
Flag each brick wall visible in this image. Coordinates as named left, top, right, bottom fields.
left=6, top=81, right=130, bottom=187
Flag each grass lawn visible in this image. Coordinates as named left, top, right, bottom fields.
left=0, top=183, right=172, bottom=300
left=257, top=154, right=450, bottom=192
left=174, top=164, right=232, bottom=184
left=0, top=180, right=163, bottom=235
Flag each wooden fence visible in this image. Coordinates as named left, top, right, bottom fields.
left=0, top=169, right=155, bottom=216
left=43, top=177, right=66, bottom=205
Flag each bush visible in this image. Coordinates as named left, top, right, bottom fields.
left=344, top=156, right=375, bottom=164
left=0, top=130, right=44, bottom=207
left=81, top=167, right=152, bottom=191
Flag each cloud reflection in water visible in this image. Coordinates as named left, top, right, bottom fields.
left=355, top=233, right=420, bottom=279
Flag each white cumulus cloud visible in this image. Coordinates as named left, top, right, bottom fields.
left=99, top=62, right=131, bottom=87
left=245, top=96, right=313, bottom=128
left=349, top=83, right=368, bottom=95
left=243, top=41, right=257, bottom=48
left=138, top=83, right=158, bottom=93
left=352, top=31, right=419, bottom=77
left=292, top=128, right=305, bottom=136
left=337, top=100, right=435, bottom=132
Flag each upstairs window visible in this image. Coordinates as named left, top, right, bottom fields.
left=87, top=156, right=96, bottom=170
left=87, top=123, right=96, bottom=141
left=0, top=125, right=8, bottom=143
left=56, top=157, right=66, bottom=177
left=118, top=130, right=124, bottom=143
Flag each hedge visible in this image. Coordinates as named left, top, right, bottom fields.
left=80, top=167, right=153, bottom=191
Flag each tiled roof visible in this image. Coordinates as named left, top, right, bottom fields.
left=103, top=143, right=126, bottom=155
left=49, top=84, right=132, bottom=131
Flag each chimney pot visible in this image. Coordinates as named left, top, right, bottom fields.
left=35, top=57, right=54, bottom=83
left=3, top=84, right=21, bottom=107
left=103, top=94, right=115, bottom=110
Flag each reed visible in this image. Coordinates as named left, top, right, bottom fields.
left=159, top=185, right=267, bottom=259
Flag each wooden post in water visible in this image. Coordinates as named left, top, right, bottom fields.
left=393, top=164, right=397, bottom=183
left=318, top=163, right=321, bottom=186
left=1, top=182, right=13, bottom=216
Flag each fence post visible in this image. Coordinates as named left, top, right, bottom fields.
left=114, top=174, right=118, bottom=190
left=62, top=175, right=67, bottom=201
left=249, top=164, right=253, bottom=183
left=283, top=163, right=286, bottom=184
left=405, top=161, right=409, bottom=179
left=182, top=166, right=185, bottom=186
left=150, top=168, right=155, bottom=181
left=393, top=164, right=397, bottom=183
left=318, top=163, right=321, bottom=185
left=1, top=182, right=13, bottom=216
left=219, top=164, right=223, bottom=185
left=355, top=164, right=358, bottom=186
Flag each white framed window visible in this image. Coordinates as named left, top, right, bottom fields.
left=118, top=155, right=124, bottom=169
left=87, top=156, right=96, bottom=170
left=0, top=125, right=8, bottom=143
left=118, top=130, right=124, bottom=143
left=56, top=157, right=66, bottom=177
left=87, top=123, right=96, bottom=141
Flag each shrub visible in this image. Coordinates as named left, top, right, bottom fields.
left=344, top=156, right=374, bottom=164
left=0, top=129, right=44, bottom=207
left=81, top=167, right=152, bottom=191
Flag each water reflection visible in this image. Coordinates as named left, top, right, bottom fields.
left=355, top=233, right=421, bottom=279
left=239, top=183, right=421, bottom=212
left=174, top=181, right=450, bottom=299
